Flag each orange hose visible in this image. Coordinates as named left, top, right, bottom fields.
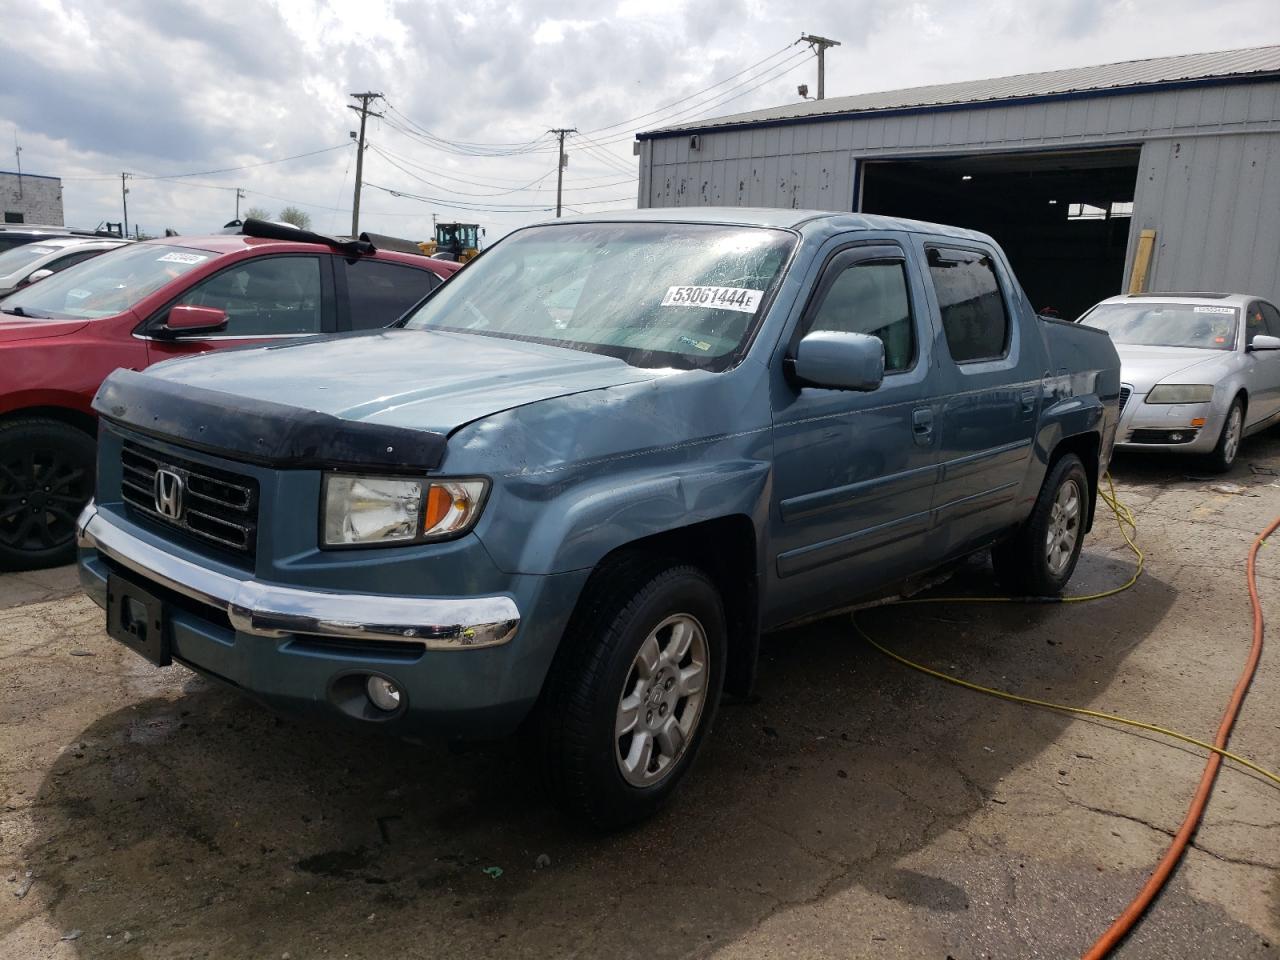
left=1081, top=515, right=1279, bottom=959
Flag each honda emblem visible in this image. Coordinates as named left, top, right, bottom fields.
left=154, top=469, right=185, bottom=520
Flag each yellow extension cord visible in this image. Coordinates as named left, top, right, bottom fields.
left=855, top=473, right=1280, bottom=790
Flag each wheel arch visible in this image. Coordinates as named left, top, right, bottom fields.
left=572, top=515, right=761, bottom=699
left=0, top=404, right=98, bottom=437
left=1048, top=431, right=1100, bottom=533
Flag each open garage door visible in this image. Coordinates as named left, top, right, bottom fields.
left=860, top=148, right=1139, bottom=320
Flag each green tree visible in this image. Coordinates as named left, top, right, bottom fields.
left=277, top=206, right=312, bottom=230
left=243, top=205, right=271, bottom=222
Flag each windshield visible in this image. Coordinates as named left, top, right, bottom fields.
left=1082, top=302, right=1238, bottom=350
left=0, top=243, right=59, bottom=276
left=0, top=243, right=213, bottom=319
left=403, top=221, right=795, bottom=369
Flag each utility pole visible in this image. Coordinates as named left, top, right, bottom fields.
left=549, top=128, right=576, bottom=218
left=347, top=91, right=383, bottom=236
left=798, top=34, right=841, bottom=100
left=12, top=131, right=21, bottom=198
left=120, top=172, right=131, bottom=238
left=235, top=188, right=245, bottom=220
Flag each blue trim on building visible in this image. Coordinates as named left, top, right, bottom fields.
left=636, top=71, right=1280, bottom=142
left=0, top=170, right=61, bottom=181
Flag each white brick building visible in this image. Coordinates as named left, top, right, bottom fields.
left=2, top=171, right=64, bottom=226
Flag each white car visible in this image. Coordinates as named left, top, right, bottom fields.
left=1080, top=292, right=1280, bottom=471
left=0, top=236, right=130, bottom=298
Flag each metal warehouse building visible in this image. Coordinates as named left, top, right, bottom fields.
left=636, top=46, right=1280, bottom=319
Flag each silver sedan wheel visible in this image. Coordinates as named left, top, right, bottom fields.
left=615, top=613, right=708, bottom=788
left=1045, top=478, right=1082, bottom=577
left=1222, top=405, right=1242, bottom=465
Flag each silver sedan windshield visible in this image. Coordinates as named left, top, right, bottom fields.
left=1083, top=302, right=1237, bottom=350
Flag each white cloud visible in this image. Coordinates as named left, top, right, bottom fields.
left=0, top=0, right=1274, bottom=242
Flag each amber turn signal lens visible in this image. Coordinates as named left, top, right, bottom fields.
left=1191, top=417, right=1206, bottom=427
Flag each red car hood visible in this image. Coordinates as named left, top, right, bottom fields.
left=0, top=317, right=91, bottom=343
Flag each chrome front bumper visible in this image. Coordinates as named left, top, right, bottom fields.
left=76, top=504, right=520, bottom=649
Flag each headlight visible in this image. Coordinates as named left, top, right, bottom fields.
left=322, top=475, right=487, bottom=547
left=1146, top=384, right=1214, bottom=404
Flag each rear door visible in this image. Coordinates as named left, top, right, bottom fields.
left=768, top=237, right=944, bottom=623
left=337, top=258, right=443, bottom=331
left=921, top=241, right=1045, bottom=557
left=143, top=253, right=337, bottom=362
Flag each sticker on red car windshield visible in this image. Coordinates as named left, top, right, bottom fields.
left=1194, top=306, right=1234, bottom=314
left=157, top=252, right=209, bottom=265
left=662, top=286, right=762, bottom=313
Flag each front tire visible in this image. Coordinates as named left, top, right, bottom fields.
left=541, top=559, right=726, bottom=829
left=992, top=453, right=1089, bottom=597
left=0, top=418, right=96, bottom=571
left=1206, top=397, right=1244, bottom=474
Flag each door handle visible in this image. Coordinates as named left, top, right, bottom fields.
left=912, top=407, right=934, bottom=446
left=1020, top=389, right=1037, bottom=415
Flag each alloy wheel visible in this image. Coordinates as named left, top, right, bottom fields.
left=1045, top=477, right=1081, bottom=577
left=615, top=613, right=709, bottom=788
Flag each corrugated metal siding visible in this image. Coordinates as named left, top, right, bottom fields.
left=639, top=79, right=1280, bottom=304
left=1131, top=131, right=1280, bottom=302
left=643, top=81, right=1280, bottom=211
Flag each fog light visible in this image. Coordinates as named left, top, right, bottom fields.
left=1169, top=432, right=1184, bottom=442
left=366, top=676, right=401, bottom=712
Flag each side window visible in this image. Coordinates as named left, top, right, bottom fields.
left=176, top=256, right=322, bottom=336
left=1253, top=301, right=1280, bottom=341
left=806, top=259, right=916, bottom=372
left=926, top=246, right=1010, bottom=363
left=346, top=260, right=441, bottom=330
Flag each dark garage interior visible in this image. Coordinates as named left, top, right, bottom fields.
left=860, top=148, right=1140, bottom=320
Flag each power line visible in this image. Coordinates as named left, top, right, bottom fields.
left=366, top=181, right=634, bottom=214
left=59, top=143, right=352, bottom=182
left=369, top=142, right=634, bottom=189
left=588, top=51, right=812, bottom=147
left=581, top=42, right=797, bottom=137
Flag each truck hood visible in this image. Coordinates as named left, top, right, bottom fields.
left=0, top=316, right=90, bottom=342
left=1114, top=345, right=1227, bottom=394
left=143, top=329, right=667, bottom=431
left=96, top=329, right=670, bottom=470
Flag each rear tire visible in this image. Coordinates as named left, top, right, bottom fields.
left=1205, top=397, right=1244, bottom=474
left=0, top=418, right=96, bottom=571
left=992, top=453, right=1088, bottom=597
left=541, top=558, right=726, bottom=829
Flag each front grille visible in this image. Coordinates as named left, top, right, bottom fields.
left=120, top=441, right=259, bottom=556
left=1118, top=385, right=1131, bottom=412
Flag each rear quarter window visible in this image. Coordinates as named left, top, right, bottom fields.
left=927, top=246, right=1010, bottom=363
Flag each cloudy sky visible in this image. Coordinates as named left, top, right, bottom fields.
left=2, top=0, right=1277, bottom=242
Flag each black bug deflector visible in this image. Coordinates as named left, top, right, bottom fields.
left=94, top=369, right=448, bottom=472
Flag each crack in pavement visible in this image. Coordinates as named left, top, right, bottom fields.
left=1059, top=793, right=1279, bottom=872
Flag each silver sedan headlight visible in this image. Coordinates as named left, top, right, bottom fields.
left=1146, top=384, right=1214, bottom=404
left=322, top=475, right=487, bottom=547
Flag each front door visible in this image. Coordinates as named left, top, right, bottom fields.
left=1244, top=300, right=1280, bottom=428
left=768, top=239, right=943, bottom=626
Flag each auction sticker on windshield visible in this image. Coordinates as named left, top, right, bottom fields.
left=662, top=286, right=762, bottom=314
left=1194, top=306, right=1235, bottom=314
left=157, top=252, right=208, bottom=265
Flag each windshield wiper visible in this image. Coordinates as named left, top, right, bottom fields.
left=2, top=306, right=49, bottom=319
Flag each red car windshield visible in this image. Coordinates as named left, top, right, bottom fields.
left=0, top=243, right=213, bottom=320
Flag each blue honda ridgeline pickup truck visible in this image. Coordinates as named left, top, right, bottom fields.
left=79, top=209, right=1120, bottom=826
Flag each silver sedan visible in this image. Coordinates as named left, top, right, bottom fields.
left=1080, top=293, right=1280, bottom=471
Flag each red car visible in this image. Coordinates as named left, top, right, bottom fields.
left=0, top=221, right=460, bottom=570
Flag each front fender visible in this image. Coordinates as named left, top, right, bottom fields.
left=488, top=457, right=773, bottom=575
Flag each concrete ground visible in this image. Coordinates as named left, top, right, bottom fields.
left=2, top=443, right=1278, bottom=960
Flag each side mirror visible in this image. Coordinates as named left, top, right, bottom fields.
left=791, top=331, right=885, bottom=391
left=1250, top=335, right=1280, bottom=351
left=21, top=269, right=54, bottom=287
left=160, top=304, right=228, bottom=337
